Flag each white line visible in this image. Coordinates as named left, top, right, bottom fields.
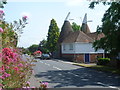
left=108, top=86, right=119, bottom=89
left=67, top=72, right=79, bottom=77
left=53, top=66, right=62, bottom=70
left=59, top=60, right=73, bottom=64
left=97, top=82, right=119, bottom=89
left=45, top=63, right=50, bottom=66
left=74, top=74, right=79, bottom=77
left=39, top=61, right=43, bottom=63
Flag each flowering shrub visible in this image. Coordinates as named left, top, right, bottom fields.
left=0, top=10, right=4, bottom=20
left=33, top=51, right=42, bottom=56
left=0, top=48, right=35, bottom=88
left=40, top=82, right=49, bottom=89
left=22, top=15, right=28, bottom=21
left=0, top=7, right=34, bottom=88
left=0, top=28, right=3, bottom=33
left=0, top=2, right=48, bottom=89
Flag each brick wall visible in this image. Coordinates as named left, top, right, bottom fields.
left=62, top=54, right=74, bottom=61
left=90, top=54, right=97, bottom=63
left=76, top=54, right=84, bottom=63
left=62, top=53, right=104, bottom=63
left=90, top=53, right=103, bottom=63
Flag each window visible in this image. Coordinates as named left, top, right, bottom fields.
left=63, top=44, right=66, bottom=51
left=69, top=44, right=73, bottom=50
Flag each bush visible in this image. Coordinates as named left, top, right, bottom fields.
left=0, top=48, right=34, bottom=88
left=97, top=58, right=110, bottom=65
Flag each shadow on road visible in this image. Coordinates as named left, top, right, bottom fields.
left=35, top=67, right=120, bottom=88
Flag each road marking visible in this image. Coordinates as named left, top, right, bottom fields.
left=67, top=72, right=79, bottom=77
left=53, top=66, right=62, bottom=70
left=59, top=60, right=73, bottom=64
left=39, top=61, right=43, bottom=63
left=97, top=82, right=119, bottom=89
left=45, top=63, right=50, bottom=66
left=74, top=74, right=79, bottom=77
left=58, top=73, right=62, bottom=75
left=108, top=86, right=118, bottom=89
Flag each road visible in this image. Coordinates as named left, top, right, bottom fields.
left=30, top=59, right=120, bottom=89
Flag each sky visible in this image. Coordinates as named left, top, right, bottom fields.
left=2, top=0, right=109, bottom=48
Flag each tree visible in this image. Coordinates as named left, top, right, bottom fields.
left=0, top=0, right=7, bottom=8
left=28, top=44, right=39, bottom=54
left=38, top=39, right=49, bottom=53
left=89, top=2, right=120, bottom=56
left=46, top=19, right=60, bottom=53
left=71, top=22, right=80, bottom=31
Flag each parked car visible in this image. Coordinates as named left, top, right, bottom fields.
left=34, top=55, right=41, bottom=59
left=41, top=54, right=50, bottom=59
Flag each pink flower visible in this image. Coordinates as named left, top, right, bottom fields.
left=18, top=63, right=23, bottom=67
left=0, top=83, right=3, bottom=87
left=11, top=52, right=17, bottom=58
left=0, top=28, right=4, bottom=33
left=22, top=15, right=28, bottom=21
left=0, top=53, right=2, bottom=61
left=0, top=65, right=5, bottom=72
left=3, top=72, right=11, bottom=78
left=2, top=48, right=11, bottom=56
left=0, top=53, right=2, bottom=57
left=14, top=67, right=19, bottom=72
left=22, top=87, right=30, bottom=89
left=40, top=82, right=49, bottom=88
left=43, top=82, right=48, bottom=86
left=6, top=66, right=9, bottom=69
left=0, top=76, right=5, bottom=79
left=26, top=81, right=30, bottom=85
left=23, top=16, right=28, bottom=19
left=31, top=86, right=35, bottom=88
left=0, top=10, right=4, bottom=14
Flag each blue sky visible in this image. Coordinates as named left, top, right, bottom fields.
left=2, top=0, right=109, bottom=48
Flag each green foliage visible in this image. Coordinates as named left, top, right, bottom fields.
left=46, top=19, right=60, bottom=53
left=90, top=2, right=120, bottom=56
left=0, top=21, right=18, bottom=48
left=12, top=18, right=28, bottom=37
left=38, top=39, right=49, bottom=53
left=71, top=22, right=80, bottom=31
left=97, top=58, right=110, bottom=65
left=0, top=1, right=37, bottom=88
left=28, top=44, right=39, bottom=54
left=20, top=47, right=31, bottom=55
left=0, top=0, right=7, bottom=8
left=89, top=1, right=111, bottom=9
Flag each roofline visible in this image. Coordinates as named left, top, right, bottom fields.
left=62, top=42, right=93, bottom=44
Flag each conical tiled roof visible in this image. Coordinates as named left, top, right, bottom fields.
left=58, top=20, right=73, bottom=43
left=87, top=32, right=105, bottom=40
left=81, top=13, right=91, bottom=33
left=62, top=30, right=94, bottom=43
left=81, top=23, right=91, bottom=33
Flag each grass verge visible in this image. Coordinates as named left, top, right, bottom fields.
left=73, top=63, right=120, bottom=75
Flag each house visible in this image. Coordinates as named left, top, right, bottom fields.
left=57, top=13, right=105, bottom=63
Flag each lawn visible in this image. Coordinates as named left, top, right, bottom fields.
left=73, top=63, right=120, bottom=75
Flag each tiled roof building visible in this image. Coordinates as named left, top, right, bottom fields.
left=57, top=13, right=104, bottom=63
